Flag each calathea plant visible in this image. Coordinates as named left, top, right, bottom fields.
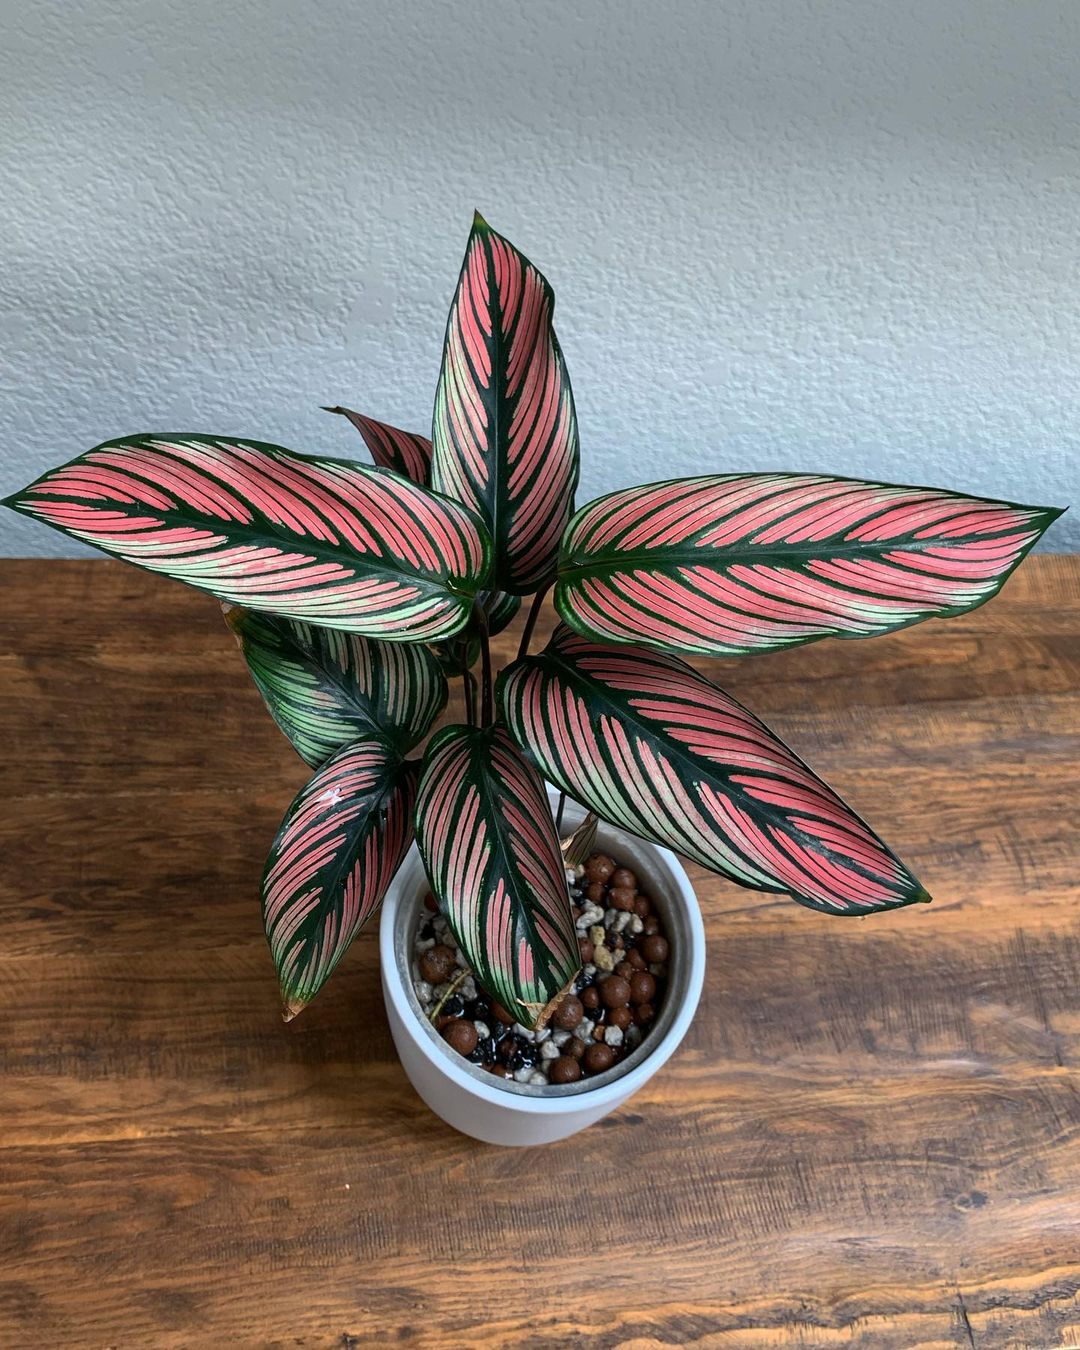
left=5, top=213, right=1062, bottom=1032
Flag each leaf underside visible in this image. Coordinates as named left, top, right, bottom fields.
left=499, top=625, right=930, bottom=915
left=5, top=434, right=492, bottom=641
left=226, top=608, right=448, bottom=766
left=557, top=473, right=1062, bottom=657
left=415, top=722, right=579, bottom=1026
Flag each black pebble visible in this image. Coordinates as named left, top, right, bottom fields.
left=500, top=1031, right=539, bottom=1065
left=442, top=994, right=465, bottom=1018
left=474, top=1036, right=498, bottom=1064
left=464, top=997, right=490, bottom=1021
left=510, top=1043, right=538, bottom=1071
left=419, top=920, right=436, bottom=941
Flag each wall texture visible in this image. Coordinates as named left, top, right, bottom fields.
left=2, top=0, right=1077, bottom=554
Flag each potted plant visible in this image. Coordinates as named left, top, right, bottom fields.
left=4, top=213, right=1063, bottom=1146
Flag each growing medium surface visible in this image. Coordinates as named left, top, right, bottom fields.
left=414, top=850, right=671, bottom=1087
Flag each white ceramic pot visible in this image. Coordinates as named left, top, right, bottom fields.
left=379, top=794, right=705, bottom=1146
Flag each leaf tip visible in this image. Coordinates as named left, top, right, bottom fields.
left=281, top=996, right=307, bottom=1022
left=1017, top=500, right=1067, bottom=550
left=321, top=405, right=345, bottom=415
left=472, top=208, right=491, bottom=232
left=912, top=886, right=933, bottom=906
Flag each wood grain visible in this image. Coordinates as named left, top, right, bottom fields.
left=1, top=556, right=1078, bottom=1349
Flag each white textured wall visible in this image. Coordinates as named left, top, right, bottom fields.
left=2, top=0, right=1077, bottom=554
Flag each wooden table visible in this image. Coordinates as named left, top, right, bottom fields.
left=2, top=556, right=1078, bottom=1349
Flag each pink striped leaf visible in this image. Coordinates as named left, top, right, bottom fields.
left=432, top=212, right=580, bottom=595
left=226, top=608, right=447, bottom=766
left=556, top=474, right=1062, bottom=657
left=498, top=625, right=930, bottom=915
left=4, top=435, right=492, bottom=641
left=323, top=406, right=433, bottom=484
left=262, top=737, right=418, bottom=1018
left=415, top=723, right=579, bottom=1027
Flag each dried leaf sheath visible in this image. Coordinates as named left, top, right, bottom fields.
left=560, top=811, right=599, bottom=868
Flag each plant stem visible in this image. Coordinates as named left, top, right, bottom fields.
left=516, top=585, right=549, bottom=661
left=428, top=968, right=468, bottom=1023
left=476, top=607, right=494, bottom=726
left=462, top=667, right=477, bottom=726
left=555, top=791, right=566, bottom=833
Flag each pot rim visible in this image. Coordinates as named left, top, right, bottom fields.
left=379, top=794, right=705, bottom=1115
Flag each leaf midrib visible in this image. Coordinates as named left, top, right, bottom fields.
left=484, top=232, right=508, bottom=571
left=557, top=533, right=983, bottom=582
left=27, top=491, right=476, bottom=600
left=474, top=731, right=569, bottom=989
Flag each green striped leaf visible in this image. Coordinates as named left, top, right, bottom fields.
left=499, top=626, right=929, bottom=916
left=475, top=588, right=522, bottom=637
left=262, top=738, right=418, bottom=1018
left=430, top=588, right=522, bottom=675
left=4, top=435, right=492, bottom=641
left=432, top=213, right=579, bottom=595
left=556, top=474, right=1062, bottom=657
left=415, top=723, right=579, bottom=1028
left=226, top=608, right=447, bottom=766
